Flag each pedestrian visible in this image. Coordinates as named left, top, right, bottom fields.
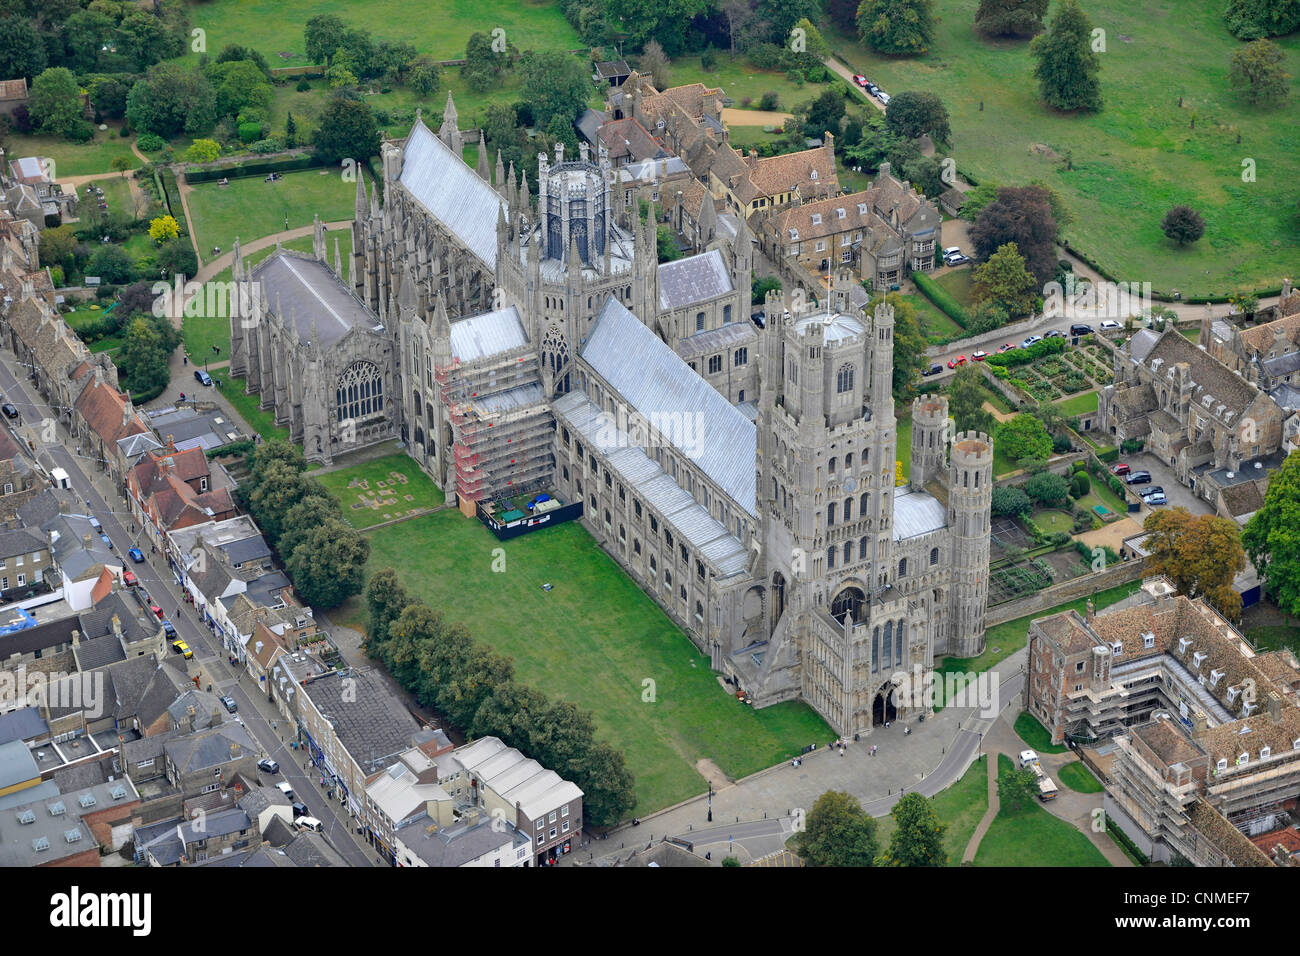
left=183, top=355, right=188, bottom=366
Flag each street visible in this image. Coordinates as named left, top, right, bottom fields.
left=0, top=350, right=378, bottom=866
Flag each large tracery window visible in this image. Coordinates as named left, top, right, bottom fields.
left=336, top=361, right=384, bottom=424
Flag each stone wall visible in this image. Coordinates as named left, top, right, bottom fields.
left=923, top=313, right=1046, bottom=358
left=992, top=450, right=1089, bottom=488
left=985, top=556, right=1147, bottom=626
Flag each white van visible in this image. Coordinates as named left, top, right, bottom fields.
left=295, top=816, right=324, bottom=832
left=276, top=781, right=295, bottom=800
left=1038, top=777, right=1059, bottom=801
left=1018, top=749, right=1040, bottom=769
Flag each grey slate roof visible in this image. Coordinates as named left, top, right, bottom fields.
left=1262, top=351, right=1300, bottom=377
left=0, top=527, right=43, bottom=560
left=73, top=633, right=127, bottom=670
left=581, top=297, right=756, bottom=515
left=892, top=489, right=948, bottom=541
left=282, top=830, right=346, bottom=867
left=219, top=534, right=271, bottom=568
left=0, top=707, right=46, bottom=745
left=658, top=249, right=734, bottom=311
left=163, top=721, right=258, bottom=775
left=255, top=252, right=380, bottom=348
left=674, top=321, right=756, bottom=362
left=449, top=306, right=528, bottom=363
left=400, top=117, right=508, bottom=270
left=397, top=816, right=519, bottom=867
left=300, top=670, right=419, bottom=776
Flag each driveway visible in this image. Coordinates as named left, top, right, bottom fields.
left=1116, top=451, right=1213, bottom=517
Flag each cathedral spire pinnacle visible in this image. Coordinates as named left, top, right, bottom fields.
left=354, top=171, right=368, bottom=221
left=495, top=149, right=505, bottom=191
left=476, top=138, right=490, bottom=181
left=333, top=235, right=342, bottom=276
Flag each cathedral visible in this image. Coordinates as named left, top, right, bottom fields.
left=230, top=100, right=994, bottom=736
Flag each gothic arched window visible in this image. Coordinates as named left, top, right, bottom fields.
left=336, top=361, right=384, bottom=424
left=836, top=363, right=855, bottom=393
left=541, top=325, right=569, bottom=376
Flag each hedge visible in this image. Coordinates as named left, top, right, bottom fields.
left=1106, top=818, right=1150, bottom=865
left=184, top=153, right=325, bottom=184
left=913, top=271, right=969, bottom=328
left=206, top=438, right=256, bottom=460
left=986, top=336, right=1066, bottom=368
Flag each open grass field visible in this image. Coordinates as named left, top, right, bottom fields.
left=933, top=266, right=976, bottom=309
left=185, top=169, right=357, bottom=265
left=218, top=375, right=290, bottom=442
left=975, top=755, right=1110, bottom=865
left=10, top=130, right=140, bottom=179
left=824, top=2, right=1300, bottom=298
left=183, top=0, right=582, bottom=64
left=1014, top=710, right=1068, bottom=754
left=1058, top=760, right=1104, bottom=794
left=1245, top=624, right=1300, bottom=657
left=314, top=454, right=444, bottom=528
left=1055, top=390, right=1099, bottom=417
left=334, top=510, right=833, bottom=813
left=874, top=752, right=989, bottom=864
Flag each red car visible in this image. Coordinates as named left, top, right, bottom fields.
left=150, top=603, right=164, bottom=619
left=122, top=570, right=137, bottom=587
left=947, top=355, right=967, bottom=369
left=997, top=343, right=1016, bottom=354
left=852, top=74, right=869, bottom=89
left=972, top=350, right=989, bottom=361
left=1112, top=463, right=1132, bottom=476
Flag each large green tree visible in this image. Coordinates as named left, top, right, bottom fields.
left=1224, top=0, right=1300, bottom=39
left=857, top=0, right=935, bottom=56
left=518, top=50, right=592, bottom=129
left=0, top=15, right=47, bottom=80
left=970, top=186, right=1059, bottom=286
left=117, top=315, right=170, bottom=396
left=1030, top=0, right=1102, bottom=112
left=791, top=790, right=879, bottom=866
left=364, top=566, right=411, bottom=647
left=975, top=0, right=1048, bottom=37
left=313, top=96, right=380, bottom=164
left=1243, top=450, right=1300, bottom=618
left=29, top=67, right=82, bottom=138
left=998, top=762, right=1039, bottom=811
left=304, top=13, right=348, bottom=66
left=884, top=90, right=951, bottom=144
left=948, top=365, right=997, bottom=436
left=461, top=30, right=511, bottom=93
left=209, top=59, right=273, bottom=120
left=285, top=519, right=370, bottom=609
left=126, top=63, right=216, bottom=137
left=973, top=241, right=1039, bottom=317
left=996, top=413, right=1053, bottom=462
left=61, top=10, right=114, bottom=73
left=886, top=293, right=926, bottom=402
left=1145, top=508, right=1246, bottom=621
left=878, top=792, right=947, bottom=866
left=1229, top=39, right=1290, bottom=107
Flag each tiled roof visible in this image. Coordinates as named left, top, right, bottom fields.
left=597, top=118, right=667, bottom=163
left=74, top=377, right=148, bottom=448
left=658, top=249, right=734, bottom=311
left=1142, top=329, right=1262, bottom=419
left=1237, top=313, right=1300, bottom=355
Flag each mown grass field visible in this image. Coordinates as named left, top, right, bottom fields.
left=975, top=755, right=1110, bottom=865
left=314, top=453, right=444, bottom=527
left=9, top=129, right=140, bottom=179
left=184, top=0, right=582, bottom=64
left=824, top=0, right=1300, bottom=297
left=874, top=753, right=990, bottom=865
left=334, top=511, right=833, bottom=814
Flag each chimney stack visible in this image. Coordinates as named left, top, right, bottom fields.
left=71, top=629, right=80, bottom=648
left=166, top=434, right=175, bottom=454
left=1085, top=598, right=1095, bottom=623
left=1267, top=691, right=1282, bottom=724
left=111, top=614, right=122, bottom=639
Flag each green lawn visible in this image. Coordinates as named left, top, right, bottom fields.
left=1013, top=710, right=1069, bottom=754
left=335, top=511, right=833, bottom=814
left=185, top=0, right=582, bottom=65
left=823, top=3, right=1300, bottom=298
left=218, top=375, right=290, bottom=442
left=671, top=54, right=829, bottom=115
left=1032, top=509, right=1074, bottom=534
left=1078, top=478, right=1130, bottom=517
left=185, top=170, right=358, bottom=265
left=975, top=755, right=1110, bottom=866
left=1245, top=624, right=1300, bottom=657
left=933, top=267, right=976, bottom=310
left=182, top=233, right=352, bottom=363
left=900, top=291, right=963, bottom=340
left=1054, top=391, right=1099, bottom=417
left=1180, top=326, right=1200, bottom=343
left=875, top=753, right=989, bottom=865
left=1058, top=760, right=1104, bottom=794
left=314, top=453, right=444, bottom=528
left=9, top=129, right=140, bottom=179
left=896, top=414, right=912, bottom=480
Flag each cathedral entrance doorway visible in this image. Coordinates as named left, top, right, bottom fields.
left=770, top=572, right=786, bottom=636
left=872, top=682, right=898, bottom=726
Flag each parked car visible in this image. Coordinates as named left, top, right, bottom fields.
left=972, top=350, right=989, bottom=361
left=853, top=74, right=869, bottom=88
left=128, top=547, right=145, bottom=563
left=1125, top=471, right=1152, bottom=485
left=1144, top=491, right=1168, bottom=506
left=922, top=363, right=944, bottom=377
left=1070, top=323, right=1094, bottom=336
left=947, top=355, right=967, bottom=369
left=291, top=801, right=309, bottom=818
left=122, top=569, right=137, bottom=587
left=1044, top=329, right=1064, bottom=339
left=1111, top=463, right=1131, bottom=476
left=1141, top=486, right=1165, bottom=498
left=1021, top=334, right=1043, bottom=348
left=997, top=343, right=1016, bottom=354
left=876, top=91, right=891, bottom=105
left=257, top=758, right=279, bottom=774
left=277, top=781, right=295, bottom=801
left=100, top=534, right=113, bottom=550
left=194, top=369, right=213, bottom=386
left=866, top=82, right=880, bottom=95
left=1, top=403, right=17, bottom=419
left=170, top=639, right=192, bottom=659
left=162, top=620, right=176, bottom=638
left=1099, top=319, right=1122, bottom=331
left=220, top=695, right=238, bottom=713
left=149, top=602, right=163, bottom=618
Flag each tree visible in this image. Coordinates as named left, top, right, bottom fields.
left=38, top=225, right=77, bottom=274
left=948, top=365, right=997, bottom=435
left=1160, top=205, right=1205, bottom=246
left=1025, top=471, right=1069, bottom=506
left=364, top=566, right=410, bottom=647
left=90, top=78, right=129, bottom=120
left=518, top=51, right=591, bottom=129
left=278, top=496, right=342, bottom=560
left=828, top=0, right=861, bottom=31
left=1030, top=0, right=1102, bottom=112
left=638, top=39, right=671, bottom=90
left=656, top=226, right=682, bottom=262
left=117, top=9, right=171, bottom=71
left=721, top=0, right=757, bottom=57
left=61, top=10, right=113, bottom=74
left=1229, top=39, right=1290, bottom=107
left=721, top=855, right=742, bottom=866
left=216, top=43, right=272, bottom=79
left=991, top=485, right=1032, bottom=518
left=210, top=59, right=273, bottom=119
left=305, top=13, right=348, bottom=66
left=878, top=792, right=947, bottom=866
left=1069, top=471, right=1090, bottom=498
left=29, top=67, right=81, bottom=138
left=1224, top=0, right=1300, bottom=39
left=148, top=215, right=180, bottom=244
left=604, top=0, right=713, bottom=54
left=975, top=0, right=1048, bottom=36
left=1144, top=508, right=1246, bottom=621
left=313, top=96, right=380, bottom=164
left=786, top=17, right=831, bottom=74
left=284, top=112, right=299, bottom=149
left=462, top=30, right=509, bottom=93
left=857, top=0, right=935, bottom=56
left=790, top=790, right=879, bottom=866
left=408, top=55, right=441, bottom=96
left=958, top=181, right=1001, bottom=222
left=126, top=63, right=216, bottom=138
left=184, top=138, right=220, bottom=164
left=1243, top=450, right=1300, bottom=618
left=326, top=49, right=359, bottom=89
left=885, top=91, right=951, bottom=145
left=799, top=87, right=845, bottom=139
left=157, top=239, right=197, bottom=280
left=0, top=15, right=46, bottom=81
left=997, top=413, right=1052, bottom=462
left=970, top=186, right=1059, bottom=286
left=118, top=315, right=170, bottom=395
left=973, top=242, right=1039, bottom=317
left=86, top=244, right=135, bottom=284
left=571, top=739, right=637, bottom=827
left=285, top=519, right=370, bottom=609
left=998, top=761, right=1039, bottom=811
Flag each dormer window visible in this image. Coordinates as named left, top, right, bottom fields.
left=1192, top=651, right=1208, bottom=669
left=1293, top=737, right=1300, bottom=750
left=1242, top=701, right=1256, bottom=717
left=789, top=229, right=799, bottom=240
left=1216, top=758, right=1228, bottom=772
left=1142, top=632, right=1154, bottom=649
left=810, top=170, right=818, bottom=180
left=811, top=213, right=822, bottom=225
left=1209, top=669, right=1224, bottom=687
left=1237, top=752, right=1249, bottom=767
left=1110, top=641, right=1122, bottom=657
left=1227, top=685, right=1242, bottom=703
left=857, top=203, right=867, bottom=214
left=1260, top=746, right=1271, bottom=760
left=836, top=208, right=846, bottom=219
left=1178, top=637, right=1191, bottom=654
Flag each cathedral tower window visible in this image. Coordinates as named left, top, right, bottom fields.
left=336, top=361, right=384, bottom=423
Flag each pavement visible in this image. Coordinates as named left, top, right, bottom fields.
left=0, top=347, right=379, bottom=866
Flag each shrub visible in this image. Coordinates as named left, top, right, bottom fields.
left=991, top=485, right=1032, bottom=518
left=701, top=48, right=717, bottom=70
left=250, top=138, right=283, bottom=153
left=760, top=91, right=780, bottom=111
left=913, top=271, right=969, bottom=327
left=1052, top=433, right=1074, bottom=454
left=296, top=79, right=312, bottom=92
left=1025, top=471, right=1070, bottom=507
left=137, top=133, right=165, bottom=152
left=1069, top=472, right=1091, bottom=498
left=119, top=126, right=130, bottom=138
left=237, top=121, right=262, bottom=143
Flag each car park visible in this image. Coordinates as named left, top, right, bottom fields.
left=1111, top=463, right=1131, bottom=476
left=972, top=350, right=989, bottom=361
left=948, top=355, right=967, bottom=369
left=1021, top=335, right=1043, bottom=348
left=220, top=695, right=238, bottom=713
left=1070, top=323, right=1094, bottom=336
left=128, top=547, right=145, bottom=563
left=257, top=758, right=279, bottom=774
left=170, top=639, right=192, bottom=659
left=922, top=363, right=944, bottom=377
left=1125, top=471, right=1152, bottom=485
left=194, top=369, right=213, bottom=386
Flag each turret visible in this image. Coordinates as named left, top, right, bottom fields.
left=869, top=300, right=894, bottom=412
left=910, top=395, right=949, bottom=489
left=948, top=431, right=994, bottom=658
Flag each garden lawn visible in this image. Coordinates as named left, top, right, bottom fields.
left=1055, top=391, right=1099, bottom=417
left=339, top=511, right=833, bottom=814
left=314, top=454, right=444, bottom=528
left=933, top=267, right=976, bottom=310
left=975, top=755, right=1110, bottom=866
left=218, top=376, right=290, bottom=442
left=1181, top=326, right=1200, bottom=343
left=1014, top=710, right=1068, bottom=754
left=874, top=753, right=989, bottom=865
left=1245, top=625, right=1300, bottom=657
left=901, top=292, right=963, bottom=340
left=10, top=130, right=140, bottom=178
left=1058, top=761, right=1104, bottom=794
left=672, top=55, right=833, bottom=116
left=186, top=170, right=358, bottom=265
left=1032, top=509, right=1073, bottom=534
left=823, top=2, right=1300, bottom=298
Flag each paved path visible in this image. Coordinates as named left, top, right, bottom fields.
left=962, top=753, right=999, bottom=862
left=824, top=57, right=885, bottom=113
left=720, top=107, right=793, bottom=126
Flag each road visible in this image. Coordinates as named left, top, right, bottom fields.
left=0, top=351, right=376, bottom=866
